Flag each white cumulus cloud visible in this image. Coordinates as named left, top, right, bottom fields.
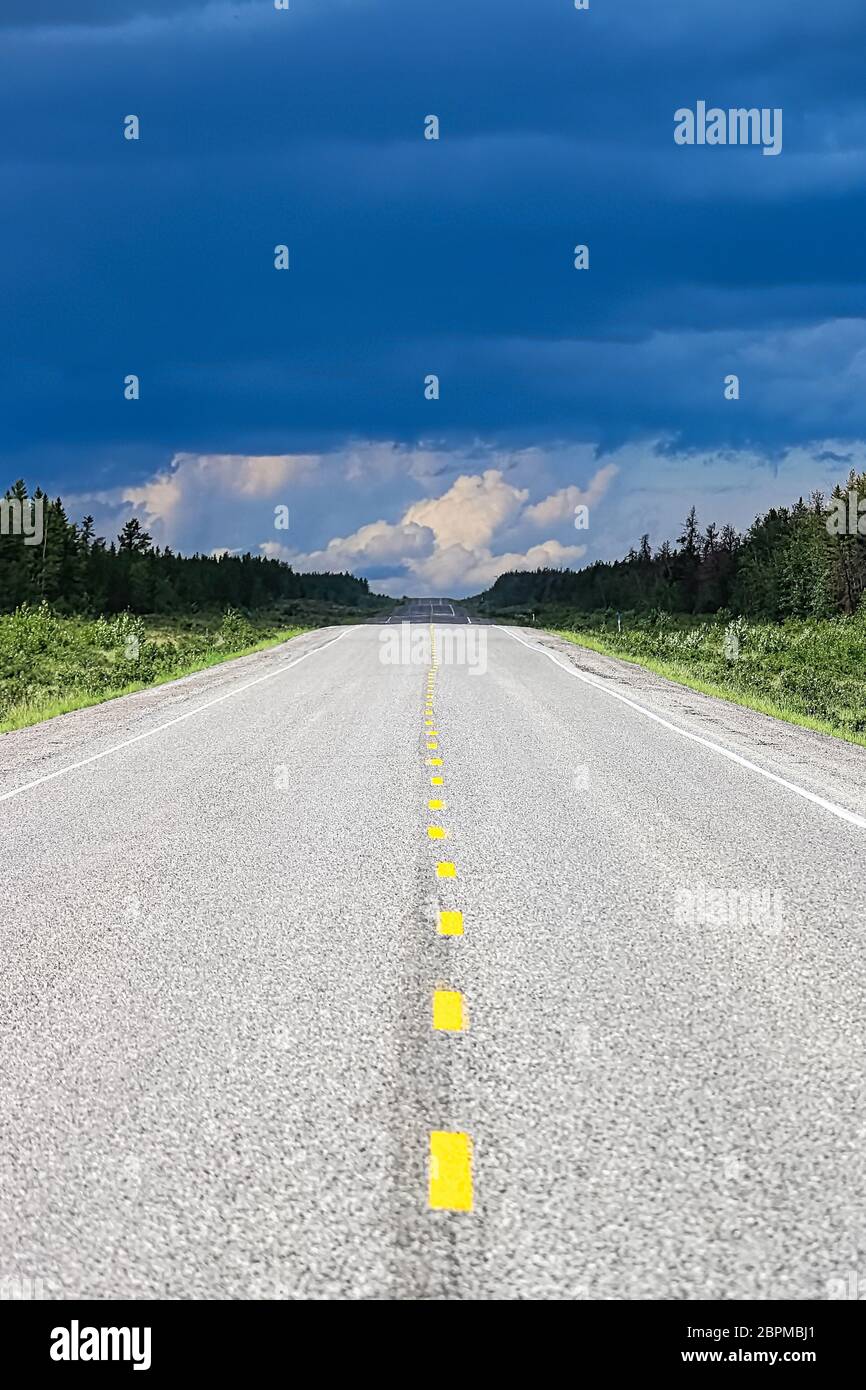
left=524, top=463, right=619, bottom=527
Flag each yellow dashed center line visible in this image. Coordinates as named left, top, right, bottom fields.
left=437, top=909, right=463, bottom=935
left=433, top=989, right=466, bottom=1032
left=421, top=632, right=472, bottom=1217
left=429, top=1132, right=473, bottom=1211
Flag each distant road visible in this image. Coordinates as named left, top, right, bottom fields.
left=2, top=619, right=866, bottom=1299
left=374, top=597, right=477, bottom=624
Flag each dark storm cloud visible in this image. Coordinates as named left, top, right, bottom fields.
left=1, top=0, right=865, bottom=539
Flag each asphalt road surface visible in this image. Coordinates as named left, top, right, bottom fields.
left=377, top=599, right=475, bottom=624
left=2, top=619, right=866, bottom=1300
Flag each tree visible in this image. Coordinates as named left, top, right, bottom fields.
left=117, top=518, right=153, bottom=554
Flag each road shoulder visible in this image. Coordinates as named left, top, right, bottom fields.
left=505, top=625, right=866, bottom=824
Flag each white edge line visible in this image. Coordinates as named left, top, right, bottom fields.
left=0, top=627, right=354, bottom=806
left=496, top=625, right=866, bottom=831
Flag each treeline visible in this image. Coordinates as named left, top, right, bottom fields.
left=480, top=470, right=866, bottom=619
left=0, top=479, right=377, bottom=614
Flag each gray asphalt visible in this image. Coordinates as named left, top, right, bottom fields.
left=2, top=620, right=866, bottom=1300
left=375, top=599, right=475, bottom=624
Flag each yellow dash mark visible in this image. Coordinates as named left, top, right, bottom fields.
left=426, top=741, right=438, bottom=751
left=426, top=757, right=443, bottom=767
left=431, top=776, right=444, bottom=787
left=437, top=909, right=463, bottom=935
left=436, top=861, right=455, bottom=877
left=428, top=799, right=444, bottom=811
left=429, top=1132, right=473, bottom=1211
left=428, top=825, right=447, bottom=840
left=433, top=990, right=465, bottom=1032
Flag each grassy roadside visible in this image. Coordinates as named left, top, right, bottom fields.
left=549, top=617, right=866, bottom=750
left=0, top=604, right=317, bottom=734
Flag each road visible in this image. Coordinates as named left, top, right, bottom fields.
left=377, top=599, right=475, bottom=624
left=2, top=617, right=866, bottom=1300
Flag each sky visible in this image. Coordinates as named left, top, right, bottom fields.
left=3, top=0, right=866, bottom=596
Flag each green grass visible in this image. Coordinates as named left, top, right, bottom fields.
left=0, top=603, right=313, bottom=733
left=547, top=613, right=866, bottom=749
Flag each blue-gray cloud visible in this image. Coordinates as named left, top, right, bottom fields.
left=0, top=0, right=241, bottom=27
left=1, top=0, right=865, bottom=582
